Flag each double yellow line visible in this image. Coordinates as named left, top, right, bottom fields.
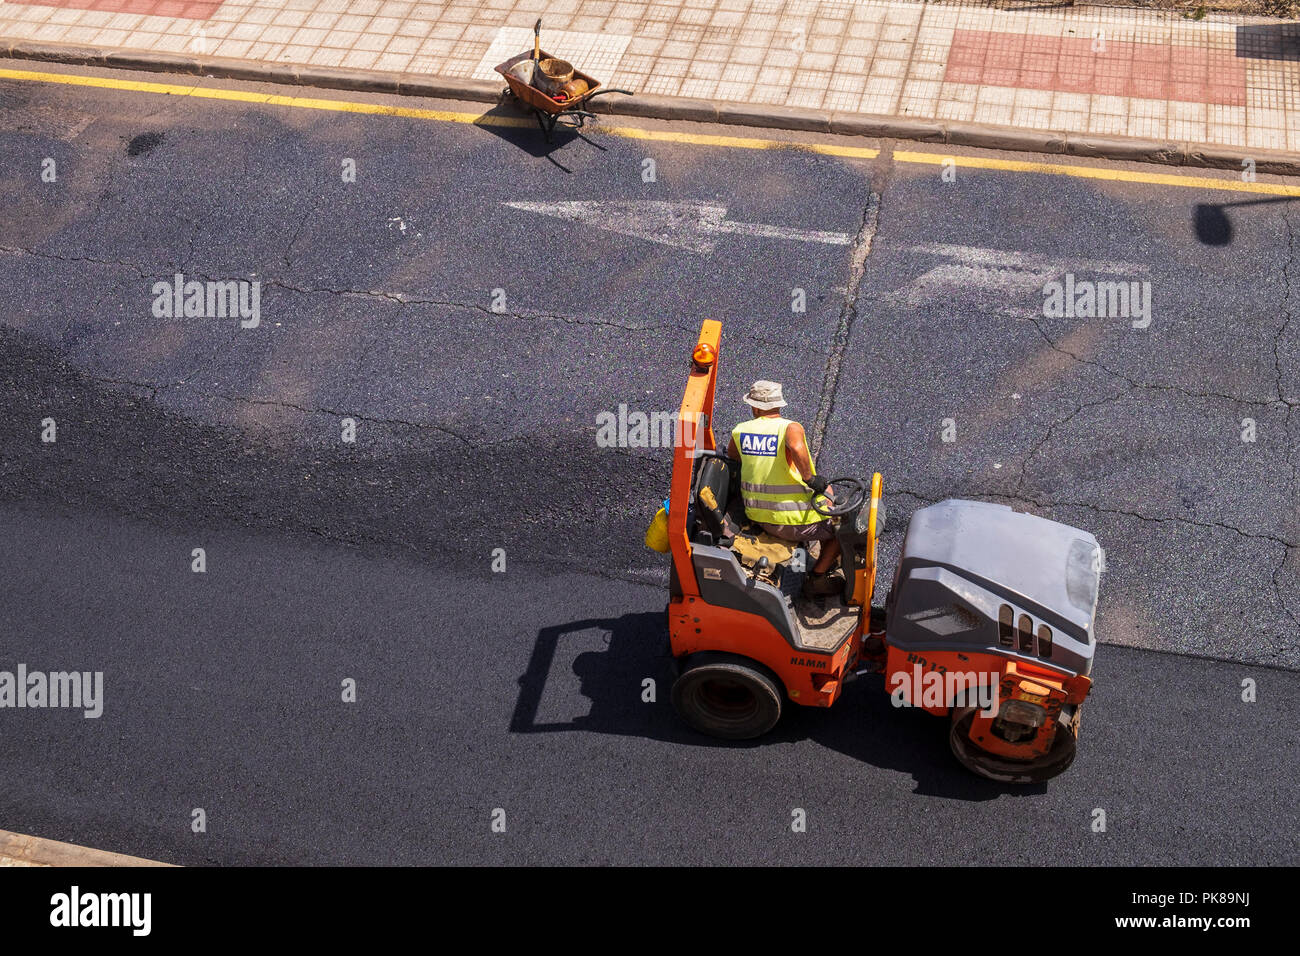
left=4, top=64, right=1299, bottom=197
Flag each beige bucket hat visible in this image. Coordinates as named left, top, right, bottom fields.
left=743, top=380, right=786, bottom=410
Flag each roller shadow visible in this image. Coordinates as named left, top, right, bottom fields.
left=510, top=610, right=1046, bottom=800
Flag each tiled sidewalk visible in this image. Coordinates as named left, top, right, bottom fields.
left=3, top=0, right=1300, bottom=152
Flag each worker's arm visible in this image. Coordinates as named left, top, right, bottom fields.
left=726, top=435, right=739, bottom=460
left=785, top=422, right=813, bottom=480
left=786, top=422, right=830, bottom=495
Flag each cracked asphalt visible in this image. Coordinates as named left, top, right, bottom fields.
left=0, top=63, right=1297, bottom=865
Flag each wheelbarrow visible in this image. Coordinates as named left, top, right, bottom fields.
left=494, top=21, right=633, bottom=142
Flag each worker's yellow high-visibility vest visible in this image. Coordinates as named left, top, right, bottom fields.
left=731, top=417, right=822, bottom=526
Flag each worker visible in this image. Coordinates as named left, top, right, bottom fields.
left=726, top=381, right=843, bottom=595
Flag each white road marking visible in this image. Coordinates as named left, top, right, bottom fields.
left=893, top=243, right=1149, bottom=307
left=503, top=200, right=854, bottom=254
left=905, top=243, right=1150, bottom=275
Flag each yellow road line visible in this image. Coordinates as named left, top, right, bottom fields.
left=0, top=65, right=516, bottom=124
left=600, top=123, right=879, bottom=157
left=5, top=64, right=1300, bottom=193
left=894, top=150, right=1300, bottom=197
left=0, top=65, right=878, bottom=157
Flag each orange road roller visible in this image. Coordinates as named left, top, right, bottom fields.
left=656, top=320, right=1102, bottom=783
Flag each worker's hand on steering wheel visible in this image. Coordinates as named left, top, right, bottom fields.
left=806, top=474, right=829, bottom=495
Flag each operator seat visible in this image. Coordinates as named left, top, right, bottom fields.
left=692, top=451, right=811, bottom=599
left=692, top=453, right=740, bottom=546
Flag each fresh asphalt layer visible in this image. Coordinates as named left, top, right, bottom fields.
left=0, top=62, right=1296, bottom=865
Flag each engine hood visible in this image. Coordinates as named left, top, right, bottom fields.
left=891, top=499, right=1101, bottom=656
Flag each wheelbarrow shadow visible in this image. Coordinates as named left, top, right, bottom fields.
left=474, top=98, right=608, bottom=174
left=510, top=610, right=1046, bottom=801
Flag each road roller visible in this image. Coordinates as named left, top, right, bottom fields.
left=656, top=320, right=1101, bottom=783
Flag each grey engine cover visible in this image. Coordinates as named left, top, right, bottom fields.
left=886, top=499, right=1101, bottom=677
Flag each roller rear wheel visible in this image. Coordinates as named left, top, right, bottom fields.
left=672, top=654, right=783, bottom=740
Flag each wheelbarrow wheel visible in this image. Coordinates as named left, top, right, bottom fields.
left=949, top=705, right=1079, bottom=784
left=672, top=652, right=782, bottom=740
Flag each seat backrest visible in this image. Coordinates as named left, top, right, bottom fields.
left=694, top=455, right=733, bottom=513
left=692, top=454, right=737, bottom=544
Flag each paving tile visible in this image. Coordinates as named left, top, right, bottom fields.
left=335, top=14, right=370, bottom=31
left=1088, top=111, right=1129, bottom=136
left=936, top=97, right=974, bottom=121
left=340, top=48, right=381, bottom=68
left=972, top=100, right=1013, bottom=126
left=807, top=35, right=838, bottom=55
left=798, top=50, right=833, bottom=71
left=687, top=59, right=722, bottom=79
left=29, top=23, right=70, bottom=40
left=355, top=31, right=393, bottom=50
left=785, top=86, right=825, bottom=108
left=291, top=26, right=328, bottom=47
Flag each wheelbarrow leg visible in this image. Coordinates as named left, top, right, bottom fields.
left=534, top=108, right=557, bottom=143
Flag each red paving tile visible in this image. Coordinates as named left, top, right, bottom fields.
left=945, top=28, right=1246, bottom=106
left=946, top=64, right=982, bottom=84
left=1094, top=75, right=1130, bottom=96
left=8, top=0, right=222, bottom=18
left=1024, top=52, right=1057, bottom=73
left=1129, top=77, right=1166, bottom=99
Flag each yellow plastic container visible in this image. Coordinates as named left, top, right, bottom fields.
left=644, top=506, right=670, bottom=553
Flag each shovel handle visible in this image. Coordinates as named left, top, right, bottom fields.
left=533, top=19, right=541, bottom=60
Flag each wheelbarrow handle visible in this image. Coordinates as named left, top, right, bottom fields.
left=584, top=88, right=635, bottom=100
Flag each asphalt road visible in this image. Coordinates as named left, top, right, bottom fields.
left=0, top=62, right=1296, bottom=865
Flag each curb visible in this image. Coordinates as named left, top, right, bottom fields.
left=5, top=38, right=1300, bottom=177
left=0, top=829, right=174, bottom=867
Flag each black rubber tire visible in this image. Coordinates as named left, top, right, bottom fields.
left=948, top=705, right=1079, bottom=784
left=671, top=654, right=783, bottom=740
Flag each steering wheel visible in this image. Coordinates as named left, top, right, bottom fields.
left=809, top=477, right=867, bottom=517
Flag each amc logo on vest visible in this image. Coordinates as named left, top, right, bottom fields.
left=740, top=433, right=779, bottom=457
